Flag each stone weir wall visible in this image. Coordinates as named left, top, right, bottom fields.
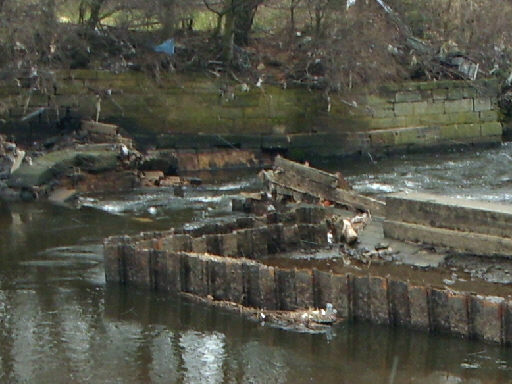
left=383, top=192, right=512, bottom=258
left=0, top=71, right=503, bottom=158
left=105, top=206, right=512, bottom=345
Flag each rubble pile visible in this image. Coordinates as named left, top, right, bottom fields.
left=0, top=135, right=25, bottom=180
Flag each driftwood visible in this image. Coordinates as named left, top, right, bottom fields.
left=263, top=156, right=385, bottom=216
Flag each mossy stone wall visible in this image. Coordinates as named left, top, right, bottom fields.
left=0, top=71, right=503, bottom=157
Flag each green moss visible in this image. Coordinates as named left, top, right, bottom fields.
left=440, top=123, right=480, bottom=140
left=480, top=122, right=502, bottom=137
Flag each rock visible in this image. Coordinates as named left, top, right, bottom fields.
left=48, top=188, right=77, bottom=205
left=342, top=219, right=358, bottom=245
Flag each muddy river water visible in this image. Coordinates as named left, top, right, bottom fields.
left=2, top=144, right=512, bottom=383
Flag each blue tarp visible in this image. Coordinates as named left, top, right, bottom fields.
left=154, top=39, right=175, bottom=56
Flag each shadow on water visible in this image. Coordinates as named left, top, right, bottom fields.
left=101, top=285, right=512, bottom=384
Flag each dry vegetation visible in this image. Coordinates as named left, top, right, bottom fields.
left=1, top=0, right=512, bottom=90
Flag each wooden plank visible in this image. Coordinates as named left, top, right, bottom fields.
left=274, top=156, right=338, bottom=188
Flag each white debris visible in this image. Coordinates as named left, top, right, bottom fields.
left=342, top=219, right=358, bottom=245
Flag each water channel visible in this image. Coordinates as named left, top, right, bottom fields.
left=2, top=144, right=512, bottom=383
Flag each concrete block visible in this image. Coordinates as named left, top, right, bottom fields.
left=429, top=288, right=450, bottom=333
left=372, top=106, right=395, bottom=118
left=162, top=234, right=192, bottom=252
left=474, top=97, right=492, bottom=112
left=385, top=192, right=512, bottom=239
left=353, top=276, right=371, bottom=321
left=184, top=255, right=207, bottom=296
left=444, top=99, right=473, bottom=114
left=470, top=295, right=504, bottom=343
left=251, top=227, right=268, bottom=259
left=396, top=91, right=422, bottom=103
left=370, top=129, right=395, bottom=147
left=424, top=100, right=445, bottom=115
left=266, top=224, right=283, bottom=254
left=164, top=252, right=182, bottom=291
left=276, top=269, right=296, bottom=310
left=448, top=292, right=470, bottom=336
left=219, top=233, right=238, bottom=257
left=313, top=269, right=333, bottom=308
left=236, top=229, right=253, bottom=258
left=368, top=116, right=412, bottom=129
left=104, top=239, right=121, bottom=283
left=226, top=261, right=244, bottom=304
left=236, top=217, right=256, bottom=229
left=282, top=224, right=300, bottom=251
left=440, top=123, right=480, bottom=140
left=332, top=274, right=351, bottom=318
left=298, top=224, right=327, bottom=248
left=205, top=234, right=221, bottom=255
left=207, top=258, right=227, bottom=300
left=409, top=284, right=429, bottom=330
left=383, top=220, right=512, bottom=257
left=417, top=82, right=438, bottom=91
left=244, top=263, right=261, bottom=307
left=394, top=101, right=428, bottom=116
left=295, top=270, right=314, bottom=309
left=259, top=265, right=277, bottom=310
left=388, top=280, right=410, bottom=326
left=481, top=122, right=502, bottom=137
left=503, top=300, right=512, bottom=345
left=125, top=247, right=150, bottom=286
left=369, top=276, right=389, bottom=325
left=395, top=126, right=439, bottom=146
left=447, top=88, right=465, bottom=100
left=446, top=111, right=480, bottom=124
left=432, top=89, right=448, bottom=100
left=148, top=250, right=166, bottom=290
left=192, top=236, right=208, bottom=253
left=479, top=110, right=499, bottom=122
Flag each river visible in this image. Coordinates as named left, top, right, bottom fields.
left=2, top=144, right=512, bottom=383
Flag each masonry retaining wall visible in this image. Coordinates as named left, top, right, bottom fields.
left=0, top=71, right=503, bottom=158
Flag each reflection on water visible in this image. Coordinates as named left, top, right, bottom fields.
left=2, top=157, right=512, bottom=383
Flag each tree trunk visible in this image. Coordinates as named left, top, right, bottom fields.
left=233, top=0, right=260, bottom=46
left=88, top=0, right=104, bottom=29
left=160, top=0, right=176, bottom=37
left=222, top=5, right=235, bottom=63
left=213, top=13, right=223, bottom=37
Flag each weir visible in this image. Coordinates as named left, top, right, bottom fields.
left=104, top=157, right=512, bottom=344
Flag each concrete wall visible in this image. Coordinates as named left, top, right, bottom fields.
left=0, top=71, right=503, bottom=157
left=383, top=192, right=512, bottom=257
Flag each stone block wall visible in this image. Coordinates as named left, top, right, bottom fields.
left=0, top=71, right=504, bottom=157
left=357, top=80, right=502, bottom=151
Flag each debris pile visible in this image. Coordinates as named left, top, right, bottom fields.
left=0, top=135, right=25, bottom=179
left=186, top=292, right=340, bottom=333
